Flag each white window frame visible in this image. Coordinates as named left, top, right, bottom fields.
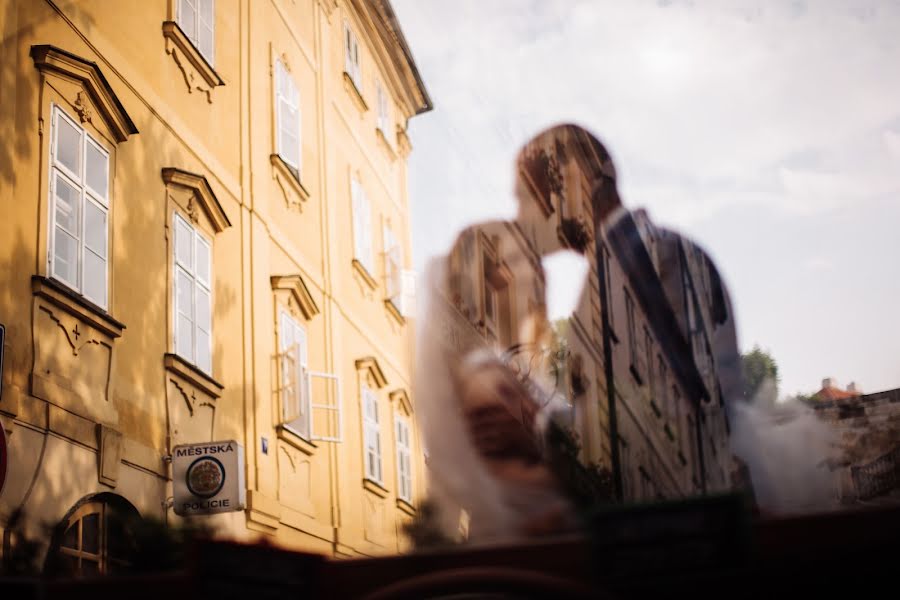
left=395, top=415, right=412, bottom=503
left=351, top=176, right=374, bottom=275
left=382, top=223, right=402, bottom=309
left=279, top=310, right=343, bottom=443
left=280, top=310, right=310, bottom=439
left=177, top=0, right=215, bottom=66
left=343, top=20, right=361, bottom=90
left=362, top=385, right=382, bottom=484
left=49, top=105, right=111, bottom=309
left=483, top=281, right=499, bottom=342
left=376, top=80, right=389, bottom=135
left=274, top=58, right=302, bottom=177
left=173, top=213, right=213, bottom=374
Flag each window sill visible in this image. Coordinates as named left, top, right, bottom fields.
left=164, top=353, right=223, bottom=399
left=363, top=478, right=389, bottom=498
left=343, top=72, right=368, bottom=112
left=32, top=275, right=125, bottom=339
left=663, top=422, right=675, bottom=442
left=376, top=128, right=397, bottom=160
left=163, top=21, right=225, bottom=89
left=352, top=259, right=378, bottom=290
left=384, top=298, right=405, bottom=325
left=270, top=154, right=311, bottom=205
left=629, top=363, right=644, bottom=386
left=396, top=498, right=415, bottom=516
left=277, top=425, right=318, bottom=456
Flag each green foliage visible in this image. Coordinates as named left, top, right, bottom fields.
left=741, top=346, right=780, bottom=404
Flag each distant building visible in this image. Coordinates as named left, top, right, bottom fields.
left=809, top=385, right=900, bottom=506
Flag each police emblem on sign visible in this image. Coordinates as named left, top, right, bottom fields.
left=172, top=440, right=245, bottom=516
left=186, top=456, right=226, bottom=498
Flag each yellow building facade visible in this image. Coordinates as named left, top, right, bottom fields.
left=0, top=0, right=431, bottom=569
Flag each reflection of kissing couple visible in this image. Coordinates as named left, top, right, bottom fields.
left=418, top=124, right=620, bottom=542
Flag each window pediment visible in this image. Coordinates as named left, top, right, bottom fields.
left=389, top=388, right=412, bottom=416
left=31, top=45, right=138, bottom=143
left=271, top=274, right=319, bottom=320
left=355, top=356, right=388, bottom=389
left=161, top=168, right=231, bottom=233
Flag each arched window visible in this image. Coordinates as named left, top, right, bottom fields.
left=47, top=493, right=139, bottom=577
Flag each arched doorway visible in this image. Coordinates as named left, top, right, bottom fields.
left=45, top=492, right=140, bottom=577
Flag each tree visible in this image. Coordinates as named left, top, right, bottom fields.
left=741, top=346, right=779, bottom=406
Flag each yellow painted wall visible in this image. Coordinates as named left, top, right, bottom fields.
left=0, top=0, right=427, bottom=560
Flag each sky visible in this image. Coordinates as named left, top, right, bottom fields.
left=392, top=0, right=900, bottom=398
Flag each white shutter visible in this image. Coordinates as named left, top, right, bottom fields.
left=363, top=387, right=382, bottom=483
left=344, top=22, right=353, bottom=76
left=309, top=371, right=342, bottom=442
left=376, top=82, right=388, bottom=133
left=174, top=214, right=195, bottom=363
left=352, top=179, right=373, bottom=273
left=194, top=232, right=212, bottom=374
left=396, top=417, right=412, bottom=502
left=82, top=198, right=107, bottom=307
left=276, top=60, right=301, bottom=174
left=198, top=0, right=215, bottom=65
left=279, top=312, right=297, bottom=422
left=400, top=269, right=417, bottom=318
left=52, top=172, right=81, bottom=287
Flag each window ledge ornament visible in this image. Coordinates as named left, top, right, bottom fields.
left=162, top=21, right=224, bottom=103
left=270, top=274, right=319, bottom=320
left=164, top=353, right=223, bottom=399
left=161, top=168, right=231, bottom=233
left=396, top=498, right=416, bottom=516
left=276, top=425, right=318, bottom=456
left=395, top=125, right=412, bottom=158
left=270, top=154, right=311, bottom=210
left=355, top=356, right=388, bottom=389
left=363, top=477, right=389, bottom=498
left=30, top=45, right=138, bottom=143
left=32, top=276, right=125, bottom=339
left=376, top=128, right=397, bottom=161
left=352, top=259, right=378, bottom=291
left=384, top=298, right=405, bottom=325
left=343, top=72, right=369, bottom=113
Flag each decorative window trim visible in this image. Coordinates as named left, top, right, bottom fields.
left=31, top=45, right=138, bottom=143
left=363, top=477, right=388, bottom=498
left=31, top=275, right=125, bottom=339
left=353, top=259, right=378, bottom=290
left=271, top=155, right=311, bottom=207
left=164, top=352, right=223, bottom=399
left=161, top=21, right=224, bottom=102
left=355, top=356, right=388, bottom=389
left=270, top=274, right=319, bottom=320
left=161, top=168, right=231, bottom=233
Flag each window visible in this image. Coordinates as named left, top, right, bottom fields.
left=362, top=385, right=382, bottom=483
left=601, top=244, right=615, bottom=334
left=343, top=21, right=361, bottom=90
left=395, top=416, right=412, bottom=502
left=625, top=289, right=637, bottom=370
left=275, top=58, right=301, bottom=177
left=51, top=495, right=138, bottom=577
left=173, top=213, right=212, bottom=374
left=658, top=355, right=667, bottom=412
left=645, top=328, right=654, bottom=395
left=376, top=80, right=389, bottom=134
left=49, top=106, right=110, bottom=308
left=279, top=310, right=310, bottom=439
left=484, top=282, right=499, bottom=342
left=351, top=176, right=374, bottom=274
left=178, top=0, right=215, bottom=66
left=383, top=224, right=402, bottom=310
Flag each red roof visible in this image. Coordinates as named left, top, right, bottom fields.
left=814, top=385, right=860, bottom=401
